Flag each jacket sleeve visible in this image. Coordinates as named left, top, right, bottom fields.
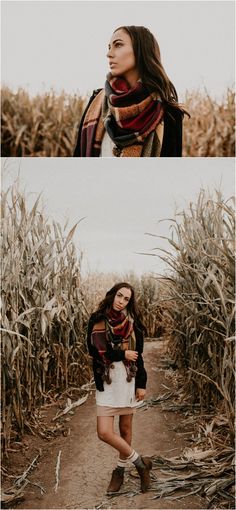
left=86, top=315, right=96, bottom=357
left=160, top=106, right=183, bottom=157
left=134, top=324, right=147, bottom=390
left=73, top=89, right=102, bottom=157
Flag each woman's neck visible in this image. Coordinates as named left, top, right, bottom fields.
left=123, top=69, right=140, bottom=88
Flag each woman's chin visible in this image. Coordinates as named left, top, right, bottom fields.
left=110, top=69, right=120, bottom=77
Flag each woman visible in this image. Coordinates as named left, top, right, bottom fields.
left=87, top=282, right=152, bottom=494
left=73, top=25, right=186, bottom=157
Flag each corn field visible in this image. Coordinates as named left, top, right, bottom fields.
left=1, top=185, right=91, bottom=454
left=1, top=183, right=168, bottom=456
left=1, top=182, right=235, bottom=508
left=1, top=87, right=84, bottom=157
left=1, top=86, right=235, bottom=157
left=153, top=189, right=235, bottom=437
left=183, top=89, right=235, bottom=156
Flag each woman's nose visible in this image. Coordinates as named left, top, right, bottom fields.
left=107, top=48, right=113, bottom=58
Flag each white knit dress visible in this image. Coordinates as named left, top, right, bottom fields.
left=96, top=361, right=139, bottom=416
left=100, top=130, right=115, bottom=157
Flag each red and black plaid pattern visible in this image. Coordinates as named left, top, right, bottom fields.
left=80, top=74, right=164, bottom=157
left=91, top=309, right=137, bottom=384
left=91, top=309, right=134, bottom=357
left=80, top=89, right=105, bottom=157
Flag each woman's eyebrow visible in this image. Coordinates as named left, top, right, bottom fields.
left=117, top=291, right=129, bottom=298
left=108, top=38, right=124, bottom=48
left=113, top=38, right=123, bottom=43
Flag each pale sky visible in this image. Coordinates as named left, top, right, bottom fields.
left=2, top=158, right=235, bottom=276
left=1, top=0, right=235, bottom=100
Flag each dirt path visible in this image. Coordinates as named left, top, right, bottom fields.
left=9, top=342, right=206, bottom=510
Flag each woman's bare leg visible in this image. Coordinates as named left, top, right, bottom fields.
left=98, top=415, right=152, bottom=493
left=119, top=414, right=133, bottom=460
left=97, top=416, right=133, bottom=457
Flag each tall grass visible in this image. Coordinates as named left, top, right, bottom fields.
left=183, top=90, right=235, bottom=156
left=1, top=184, right=91, bottom=453
left=1, top=87, right=84, bottom=156
left=152, top=189, right=235, bottom=437
left=1, top=86, right=235, bottom=156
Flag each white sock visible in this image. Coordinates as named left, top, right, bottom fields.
left=126, top=449, right=139, bottom=464
left=126, top=450, right=145, bottom=468
left=117, top=457, right=127, bottom=468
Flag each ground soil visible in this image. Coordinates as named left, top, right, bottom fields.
left=3, top=341, right=208, bottom=510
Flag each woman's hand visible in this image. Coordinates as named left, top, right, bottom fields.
left=124, top=350, right=138, bottom=361
left=136, top=388, right=146, bottom=401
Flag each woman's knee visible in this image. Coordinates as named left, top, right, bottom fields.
left=97, top=422, right=113, bottom=443
left=97, top=416, right=114, bottom=443
left=97, top=428, right=111, bottom=442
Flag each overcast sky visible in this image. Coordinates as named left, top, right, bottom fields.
left=2, top=0, right=235, bottom=100
left=2, top=158, right=235, bottom=276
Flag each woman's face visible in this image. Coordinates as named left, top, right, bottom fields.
left=107, top=29, right=138, bottom=83
left=112, top=287, right=132, bottom=312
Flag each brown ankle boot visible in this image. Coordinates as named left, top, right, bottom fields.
left=135, top=456, right=153, bottom=492
left=107, top=467, right=124, bottom=493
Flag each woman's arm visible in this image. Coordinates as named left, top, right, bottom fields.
left=73, top=89, right=102, bottom=157
left=160, top=106, right=183, bottom=157
left=86, top=315, right=97, bottom=357
left=104, top=342, right=126, bottom=362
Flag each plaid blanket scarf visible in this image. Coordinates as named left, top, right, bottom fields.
left=80, top=74, right=164, bottom=157
left=91, top=308, right=137, bottom=384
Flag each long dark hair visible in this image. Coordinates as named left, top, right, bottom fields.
left=95, top=282, right=145, bottom=330
left=114, top=25, right=188, bottom=115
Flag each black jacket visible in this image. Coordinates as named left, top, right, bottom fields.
left=87, top=312, right=147, bottom=392
left=73, top=89, right=183, bottom=157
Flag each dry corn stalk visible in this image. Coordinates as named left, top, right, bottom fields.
left=150, top=189, right=235, bottom=436
left=1, top=183, right=91, bottom=454
left=183, top=89, right=235, bottom=156
left=1, top=87, right=85, bottom=156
